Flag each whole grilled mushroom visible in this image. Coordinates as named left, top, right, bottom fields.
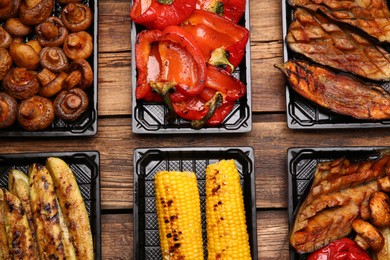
left=19, top=0, right=55, bottom=26
left=9, top=42, right=40, bottom=70
left=65, top=58, right=93, bottom=90
left=0, top=47, right=12, bottom=81
left=0, top=92, right=18, bottom=129
left=0, top=27, right=12, bottom=48
left=4, top=18, right=32, bottom=37
left=54, top=87, right=88, bottom=121
left=35, top=17, right=69, bottom=47
left=17, top=95, right=54, bottom=130
left=2, top=67, right=40, bottom=100
left=0, top=0, right=21, bottom=20
left=63, top=31, right=93, bottom=60
left=37, top=68, right=67, bottom=97
left=61, top=3, right=92, bottom=32
left=40, top=47, right=69, bottom=73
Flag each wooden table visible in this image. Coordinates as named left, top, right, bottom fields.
left=3, top=0, right=390, bottom=259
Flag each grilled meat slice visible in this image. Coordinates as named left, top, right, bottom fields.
left=276, top=60, right=390, bottom=120
left=288, top=0, right=390, bottom=43
left=286, top=8, right=390, bottom=81
left=290, top=153, right=390, bottom=253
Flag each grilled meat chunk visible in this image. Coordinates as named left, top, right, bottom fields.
left=276, top=60, right=390, bottom=120
left=286, top=8, right=390, bottom=81
left=290, top=153, right=390, bottom=253
left=288, top=0, right=390, bottom=43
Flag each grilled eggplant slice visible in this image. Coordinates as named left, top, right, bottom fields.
left=8, top=169, right=40, bottom=258
left=276, top=60, right=390, bottom=120
left=46, top=157, right=93, bottom=260
left=288, top=0, right=390, bottom=43
left=0, top=189, right=11, bottom=259
left=29, top=163, right=66, bottom=259
left=286, top=8, right=390, bottom=81
left=3, top=189, right=38, bottom=259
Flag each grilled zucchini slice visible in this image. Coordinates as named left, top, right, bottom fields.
left=0, top=189, right=11, bottom=259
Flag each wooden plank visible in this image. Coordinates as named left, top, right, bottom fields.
left=102, top=214, right=133, bottom=259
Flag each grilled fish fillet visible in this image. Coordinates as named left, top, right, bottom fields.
left=286, top=8, right=390, bottom=81
left=276, top=60, right=390, bottom=120
left=290, top=153, right=390, bottom=253
left=288, top=0, right=390, bottom=43
left=0, top=189, right=11, bottom=260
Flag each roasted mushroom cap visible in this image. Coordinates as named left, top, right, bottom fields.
left=26, top=39, right=42, bottom=54
left=2, top=67, right=40, bottom=100
left=4, top=18, right=32, bottom=37
left=0, top=92, right=18, bottom=128
left=37, top=69, right=67, bottom=97
left=0, top=26, right=13, bottom=48
left=0, top=47, right=12, bottom=81
left=62, top=3, right=92, bottom=32
left=40, top=47, right=69, bottom=73
left=0, top=0, right=21, bottom=20
left=36, top=17, right=69, bottom=47
left=54, top=87, right=88, bottom=121
left=19, top=0, right=55, bottom=26
left=17, top=95, right=54, bottom=131
left=66, top=58, right=93, bottom=90
left=63, top=31, right=93, bottom=60
left=9, top=42, right=40, bottom=70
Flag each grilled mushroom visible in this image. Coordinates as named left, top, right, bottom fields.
left=26, top=39, right=42, bottom=54
left=54, top=87, right=88, bottom=121
left=19, top=0, right=55, bottom=26
left=0, top=47, right=12, bottom=81
left=2, top=67, right=40, bottom=100
left=65, top=58, right=93, bottom=90
left=0, top=0, right=21, bottom=20
left=0, top=92, right=17, bottom=129
left=4, top=18, right=31, bottom=37
left=37, top=69, right=67, bottom=97
left=0, top=26, right=12, bottom=48
left=35, top=17, right=69, bottom=47
left=61, top=3, right=92, bottom=32
left=17, top=95, right=54, bottom=131
left=9, top=42, right=40, bottom=70
left=40, top=47, right=69, bottom=73
left=63, top=31, right=93, bottom=60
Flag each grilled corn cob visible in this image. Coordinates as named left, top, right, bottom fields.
left=206, top=159, right=251, bottom=260
left=154, top=171, right=203, bottom=260
left=0, top=189, right=11, bottom=259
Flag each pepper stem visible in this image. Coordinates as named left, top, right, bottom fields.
left=191, top=92, right=223, bottom=129
left=157, top=0, right=174, bottom=4
left=208, top=47, right=235, bottom=73
left=149, top=81, right=177, bottom=123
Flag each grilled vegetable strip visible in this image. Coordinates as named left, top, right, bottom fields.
left=286, top=8, right=390, bottom=81
left=276, top=60, right=390, bottom=120
left=8, top=169, right=39, bottom=258
left=29, top=164, right=66, bottom=259
left=46, top=157, right=93, bottom=260
left=288, top=0, right=390, bottom=43
left=205, top=160, right=251, bottom=259
left=154, top=171, right=203, bottom=259
left=3, top=189, right=38, bottom=259
left=0, top=190, right=11, bottom=259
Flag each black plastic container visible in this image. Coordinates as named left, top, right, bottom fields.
left=0, top=151, right=101, bottom=259
left=287, top=146, right=389, bottom=259
left=282, top=0, right=390, bottom=129
left=0, top=0, right=98, bottom=137
left=131, top=2, right=252, bottom=134
left=133, top=146, right=257, bottom=259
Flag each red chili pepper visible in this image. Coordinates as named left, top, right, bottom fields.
left=196, top=0, right=246, bottom=24
left=130, top=0, right=197, bottom=30
left=134, top=26, right=206, bottom=101
left=307, top=238, right=372, bottom=260
left=180, top=10, right=249, bottom=73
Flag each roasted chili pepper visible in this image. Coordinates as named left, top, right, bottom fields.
left=307, top=238, right=372, bottom=260
left=181, top=10, right=249, bottom=73
left=196, top=0, right=246, bottom=24
left=130, top=0, right=197, bottom=30
left=135, top=26, right=206, bottom=101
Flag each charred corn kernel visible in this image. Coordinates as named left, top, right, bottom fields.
left=154, top=171, right=203, bottom=260
left=206, top=159, right=251, bottom=260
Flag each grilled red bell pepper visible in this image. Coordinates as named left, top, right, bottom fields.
left=181, top=10, right=249, bottom=73
left=196, top=0, right=246, bottom=24
left=135, top=26, right=206, bottom=101
left=307, top=238, right=372, bottom=260
left=130, top=0, right=197, bottom=30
